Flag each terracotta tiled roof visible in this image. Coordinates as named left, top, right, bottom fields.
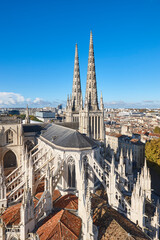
left=100, top=219, right=134, bottom=240
left=34, top=189, right=61, bottom=207
left=94, top=185, right=108, bottom=201
left=54, top=193, right=78, bottom=210
left=34, top=192, right=44, bottom=206
left=133, top=131, right=143, bottom=135
left=52, top=189, right=61, bottom=202
left=1, top=203, right=21, bottom=226
left=92, top=194, right=150, bottom=240
left=36, top=181, right=44, bottom=194
left=35, top=187, right=61, bottom=204
left=130, top=139, right=139, bottom=143
left=149, top=133, right=160, bottom=137
left=35, top=192, right=43, bottom=200
left=105, top=132, right=123, bottom=138
left=1, top=193, right=44, bottom=226
left=37, top=209, right=81, bottom=240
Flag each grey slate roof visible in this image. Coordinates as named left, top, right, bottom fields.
left=55, top=122, right=79, bottom=130
left=40, top=123, right=97, bottom=149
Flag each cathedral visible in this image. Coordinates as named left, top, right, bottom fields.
left=0, top=32, right=159, bottom=240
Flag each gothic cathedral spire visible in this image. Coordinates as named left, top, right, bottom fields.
left=72, top=43, right=82, bottom=111
left=85, top=31, right=98, bottom=111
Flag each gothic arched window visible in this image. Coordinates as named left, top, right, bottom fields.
left=83, top=156, right=89, bottom=181
left=67, top=157, right=76, bottom=188
left=3, top=150, right=17, bottom=169
left=6, top=129, right=13, bottom=144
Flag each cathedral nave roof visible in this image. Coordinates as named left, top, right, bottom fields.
left=40, top=123, right=97, bottom=150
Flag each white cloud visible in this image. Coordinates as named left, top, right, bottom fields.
left=33, top=97, right=43, bottom=104
left=0, top=92, right=65, bottom=107
left=26, top=98, right=31, bottom=102
left=0, top=92, right=25, bottom=106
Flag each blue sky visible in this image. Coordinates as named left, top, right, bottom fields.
left=0, top=0, right=160, bottom=108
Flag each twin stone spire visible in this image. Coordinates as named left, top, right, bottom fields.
left=72, top=44, right=82, bottom=111
left=86, top=31, right=98, bottom=111
left=71, top=31, right=100, bottom=112
left=66, top=31, right=104, bottom=141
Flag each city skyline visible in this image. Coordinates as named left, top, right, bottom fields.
left=0, top=0, right=160, bottom=108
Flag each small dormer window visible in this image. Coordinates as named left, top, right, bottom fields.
left=52, top=136, right=58, bottom=141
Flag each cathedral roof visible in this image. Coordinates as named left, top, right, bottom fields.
left=1, top=202, right=21, bottom=226
left=0, top=190, right=62, bottom=227
left=92, top=193, right=150, bottom=240
left=54, top=193, right=78, bottom=210
left=55, top=121, right=79, bottom=130
left=36, top=209, right=81, bottom=240
left=40, top=123, right=97, bottom=150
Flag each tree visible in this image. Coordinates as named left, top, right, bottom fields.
left=145, top=139, right=160, bottom=165
left=29, top=115, right=42, bottom=122
left=154, top=126, right=160, bottom=134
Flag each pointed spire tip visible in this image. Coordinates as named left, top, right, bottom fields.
left=90, top=30, right=93, bottom=44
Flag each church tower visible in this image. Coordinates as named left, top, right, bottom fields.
left=85, top=31, right=98, bottom=111
left=72, top=44, right=82, bottom=112
left=66, top=44, right=82, bottom=122
left=79, top=31, right=104, bottom=141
